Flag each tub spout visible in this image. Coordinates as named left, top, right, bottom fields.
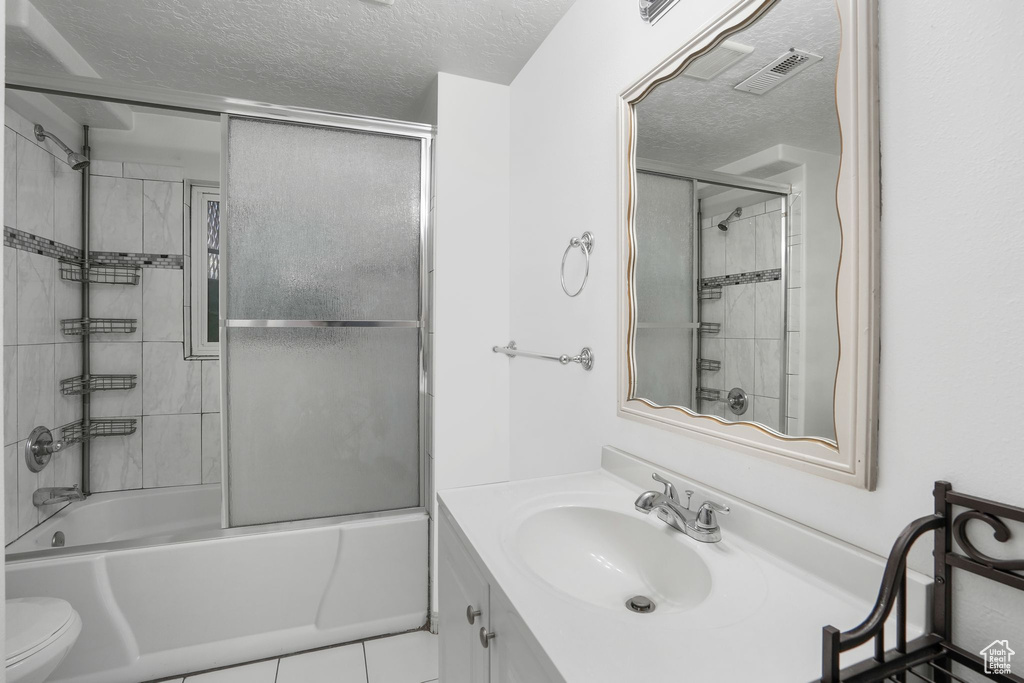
left=33, top=485, right=86, bottom=507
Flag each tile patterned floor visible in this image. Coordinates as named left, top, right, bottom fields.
left=154, top=631, right=438, bottom=683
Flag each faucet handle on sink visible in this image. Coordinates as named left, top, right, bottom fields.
left=694, top=501, right=730, bottom=530
left=651, top=473, right=680, bottom=503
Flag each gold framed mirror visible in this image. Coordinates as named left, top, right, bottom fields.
left=617, top=0, right=879, bottom=489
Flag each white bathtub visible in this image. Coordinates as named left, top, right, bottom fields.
left=6, top=485, right=429, bottom=683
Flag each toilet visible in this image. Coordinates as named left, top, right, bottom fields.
left=6, top=597, right=82, bottom=683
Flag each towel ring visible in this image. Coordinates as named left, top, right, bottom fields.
left=560, top=232, right=594, bottom=297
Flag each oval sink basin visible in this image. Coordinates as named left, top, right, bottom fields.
left=514, top=506, right=712, bottom=613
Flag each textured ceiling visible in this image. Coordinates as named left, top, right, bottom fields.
left=636, top=0, right=840, bottom=171
left=18, top=0, right=577, bottom=121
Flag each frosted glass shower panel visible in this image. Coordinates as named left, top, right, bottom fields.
left=226, top=327, right=420, bottom=526
left=225, top=117, right=422, bottom=321
left=634, top=173, right=695, bottom=325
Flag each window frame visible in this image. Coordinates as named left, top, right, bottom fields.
left=188, top=181, right=221, bottom=358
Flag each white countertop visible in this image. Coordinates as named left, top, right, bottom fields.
left=439, top=467, right=909, bottom=683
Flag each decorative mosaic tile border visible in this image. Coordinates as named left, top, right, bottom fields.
left=701, top=268, right=781, bottom=289
left=4, top=226, right=81, bottom=261
left=4, top=226, right=183, bottom=269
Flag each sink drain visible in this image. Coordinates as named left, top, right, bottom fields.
left=625, top=595, right=656, bottom=613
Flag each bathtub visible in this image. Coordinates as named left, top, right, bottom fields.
left=6, top=485, right=429, bottom=683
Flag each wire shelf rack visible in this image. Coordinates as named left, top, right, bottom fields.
left=698, top=287, right=723, bottom=300
left=61, top=417, right=138, bottom=445
left=697, top=358, right=722, bottom=372
left=61, top=318, right=138, bottom=336
left=699, top=322, right=721, bottom=335
left=60, top=374, right=138, bottom=396
left=697, top=387, right=722, bottom=401
left=59, top=260, right=141, bottom=286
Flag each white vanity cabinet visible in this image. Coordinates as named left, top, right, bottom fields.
left=439, top=510, right=563, bottom=683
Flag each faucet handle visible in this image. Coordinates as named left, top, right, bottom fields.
left=651, top=473, right=679, bottom=503
left=694, top=501, right=730, bottom=530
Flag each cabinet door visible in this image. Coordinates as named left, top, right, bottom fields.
left=488, top=587, right=563, bottom=683
left=439, top=514, right=490, bottom=683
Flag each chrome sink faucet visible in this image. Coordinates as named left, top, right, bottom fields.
left=634, top=473, right=730, bottom=543
left=33, top=485, right=86, bottom=507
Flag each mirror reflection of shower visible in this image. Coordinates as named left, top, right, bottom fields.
left=33, top=123, right=91, bottom=170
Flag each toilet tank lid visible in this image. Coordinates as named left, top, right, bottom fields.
left=6, top=597, right=75, bottom=662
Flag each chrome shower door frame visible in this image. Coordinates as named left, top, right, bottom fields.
left=217, top=114, right=434, bottom=529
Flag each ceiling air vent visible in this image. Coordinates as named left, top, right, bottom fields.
left=734, top=48, right=823, bottom=95
left=683, top=41, right=754, bottom=80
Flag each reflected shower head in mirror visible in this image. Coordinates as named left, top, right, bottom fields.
left=33, top=124, right=90, bottom=170
left=717, top=206, right=742, bottom=231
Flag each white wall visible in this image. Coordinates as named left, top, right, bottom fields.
left=508, top=0, right=1024, bottom=604
left=1, top=0, right=7, bottom=661
left=89, top=111, right=220, bottom=181
left=432, top=72, right=511, bottom=606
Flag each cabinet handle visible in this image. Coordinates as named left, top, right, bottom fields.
left=466, top=605, right=482, bottom=625
left=479, top=626, right=496, bottom=648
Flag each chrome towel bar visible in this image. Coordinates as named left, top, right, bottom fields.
left=492, top=340, right=594, bottom=371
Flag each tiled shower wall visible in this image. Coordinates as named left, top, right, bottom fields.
left=4, top=107, right=85, bottom=544
left=4, top=105, right=220, bottom=546
left=84, top=159, right=220, bottom=495
left=698, top=197, right=803, bottom=432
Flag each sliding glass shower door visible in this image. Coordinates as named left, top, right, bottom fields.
left=222, top=116, right=428, bottom=527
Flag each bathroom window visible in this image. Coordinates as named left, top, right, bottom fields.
left=189, top=182, right=221, bottom=357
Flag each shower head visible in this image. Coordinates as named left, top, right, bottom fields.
left=34, top=124, right=90, bottom=171
left=717, top=206, right=742, bottom=231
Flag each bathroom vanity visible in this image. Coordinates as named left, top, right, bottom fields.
left=438, top=448, right=929, bottom=682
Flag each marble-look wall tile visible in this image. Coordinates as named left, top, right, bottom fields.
left=765, top=197, right=783, bottom=213
left=89, top=160, right=123, bottom=178
left=142, top=342, right=200, bottom=415
left=90, top=426, right=143, bottom=492
left=789, top=242, right=804, bottom=286
left=124, top=163, right=183, bottom=183
left=5, top=443, right=17, bottom=544
left=5, top=346, right=17, bottom=445
left=723, top=338, right=754, bottom=397
left=90, top=342, right=142, bottom=417
left=143, top=414, right=200, bottom=487
left=142, top=269, right=183, bottom=341
left=90, top=175, right=143, bottom=253
left=752, top=396, right=780, bottom=433
left=201, top=412, right=221, bottom=484
left=17, top=250, right=55, bottom=344
left=787, top=331, right=801, bottom=375
left=90, top=279, right=143, bottom=342
left=54, top=162, right=83, bottom=250
left=36, top=457, right=55, bottom=524
left=754, top=339, right=781, bottom=399
left=17, top=439, right=38, bottom=536
left=143, top=180, right=184, bottom=254
left=54, top=343, right=83, bottom=427
left=724, top=216, right=755, bottom=275
left=788, top=417, right=801, bottom=435
left=53, top=442, right=82, bottom=491
left=701, top=228, right=726, bottom=278
left=724, top=284, right=754, bottom=338
left=787, top=375, right=803, bottom=419
left=754, top=281, right=782, bottom=340
left=5, top=127, right=17, bottom=228
left=787, top=287, right=802, bottom=332
left=699, top=338, right=724, bottom=366
left=202, top=360, right=220, bottom=413
left=5, top=246, right=17, bottom=344
left=17, top=343, right=54, bottom=439
left=15, top=135, right=55, bottom=240
left=754, top=211, right=782, bottom=271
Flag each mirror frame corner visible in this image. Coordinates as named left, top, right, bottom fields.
left=616, top=0, right=880, bottom=490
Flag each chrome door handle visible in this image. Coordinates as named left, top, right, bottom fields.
left=466, top=605, right=481, bottom=625
left=479, top=626, right=496, bottom=648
